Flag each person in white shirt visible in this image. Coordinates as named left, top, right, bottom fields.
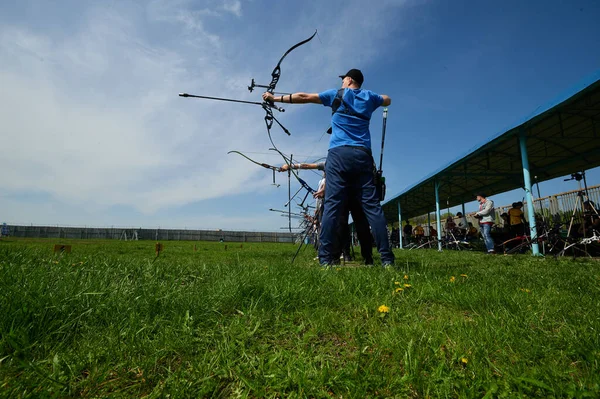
left=455, top=212, right=468, bottom=237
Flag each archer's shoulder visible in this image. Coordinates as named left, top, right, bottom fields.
left=354, top=89, right=384, bottom=106
left=318, top=89, right=338, bottom=106
left=356, top=89, right=381, bottom=97
left=319, top=89, right=338, bottom=97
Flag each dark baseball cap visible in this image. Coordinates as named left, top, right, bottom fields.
left=339, top=69, right=364, bottom=86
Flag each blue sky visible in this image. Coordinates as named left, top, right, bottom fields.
left=1, top=0, right=599, bottom=231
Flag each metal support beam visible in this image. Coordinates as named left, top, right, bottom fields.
left=397, top=200, right=403, bottom=249
left=435, top=180, right=443, bottom=251
left=519, top=129, right=541, bottom=256
left=446, top=170, right=523, bottom=178
left=530, top=146, right=600, bottom=176
left=427, top=212, right=431, bottom=237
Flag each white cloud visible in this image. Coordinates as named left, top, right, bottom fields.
left=0, top=4, right=270, bottom=214
left=223, top=1, right=242, bottom=18
left=0, top=0, right=418, bottom=228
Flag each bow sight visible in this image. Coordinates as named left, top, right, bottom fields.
left=248, top=78, right=291, bottom=95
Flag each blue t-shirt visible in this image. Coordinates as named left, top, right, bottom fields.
left=318, top=88, right=383, bottom=149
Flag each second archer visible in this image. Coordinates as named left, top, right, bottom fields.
left=280, top=162, right=374, bottom=265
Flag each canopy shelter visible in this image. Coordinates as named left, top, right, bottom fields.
left=382, top=69, right=600, bottom=254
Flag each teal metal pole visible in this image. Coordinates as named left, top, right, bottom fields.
left=427, top=212, right=431, bottom=235
left=519, top=129, right=541, bottom=256
left=435, top=181, right=443, bottom=251
left=397, top=200, right=403, bottom=249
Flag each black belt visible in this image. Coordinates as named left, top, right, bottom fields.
left=340, top=145, right=372, bottom=156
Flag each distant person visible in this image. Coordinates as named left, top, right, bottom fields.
left=403, top=220, right=413, bottom=244
left=429, top=225, right=437, bottom=238
left=314, top=171, right=326, bottom=223
left=455, top=212, right=468, bottom=232
left=579, top=200, right=600, bottom=237
left=500, top=212, right=510, bottom=233
left=474, top=193, right=496, bottom=254
left=413, top=224, right=425, bottom=243
left=390, top=226, right=400, bottom=248
left=466, top=222, right=478, bottom=240
left=508, top=202, right=525, bottom=237
left=444, top=216, right=456, bottom=236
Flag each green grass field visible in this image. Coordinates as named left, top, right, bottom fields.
left=1, top=238, right=599, bottom=398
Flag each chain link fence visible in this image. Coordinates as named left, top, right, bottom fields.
left=3, top=225, right=296, bottom=243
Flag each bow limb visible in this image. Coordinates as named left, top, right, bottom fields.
left=262, top=30, right=318, bottom=134
left=227, top=151, right=280, bottom=171
left=267, top=30, right=317, bottom=95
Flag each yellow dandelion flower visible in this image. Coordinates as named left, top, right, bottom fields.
left=394, top=281, right=400, bottom=286
left=520, top=288, right=531, bottom=293
left=461, top=357, right=468, bottom=364
left=404, top=284, right=412, bottom=288
left=450, top=276, right=456, bottom=283
left=460, top=274, right=467, bottom=277
left=403, top=274, right=409, bottom=280
left=378, top=305, right=390, bottom=313
left=395, top=287, right=404, bottom=293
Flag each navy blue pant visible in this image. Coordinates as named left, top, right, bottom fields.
left=340, top=200, right=374, bottom=262
left=319, top=146, right=394, bottom=264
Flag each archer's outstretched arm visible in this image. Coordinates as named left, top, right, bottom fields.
left=263, top=92, right=322, bottom=104
left=279, top=162, right=324, bottom=172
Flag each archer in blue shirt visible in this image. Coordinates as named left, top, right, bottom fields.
left=262, top=68, right=394, bottom=267
left=318, top=86, right=384, bottom=150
